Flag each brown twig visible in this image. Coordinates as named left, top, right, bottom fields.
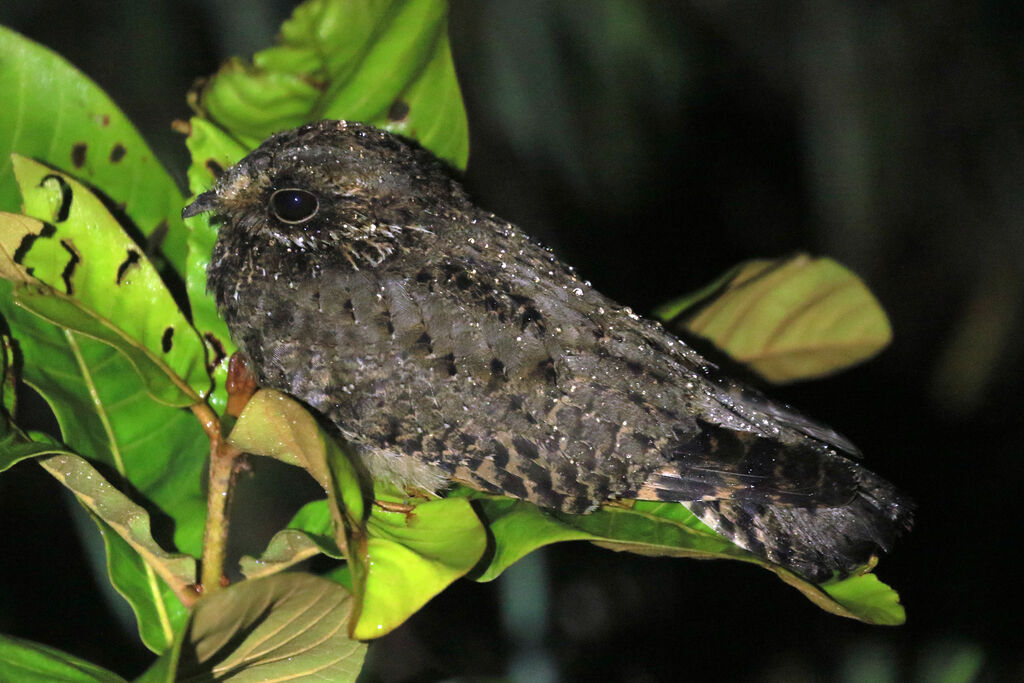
left=191, top=354, right=257, bottom=596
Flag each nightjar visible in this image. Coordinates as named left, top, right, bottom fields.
left=184, top=120, right=911, bottom=582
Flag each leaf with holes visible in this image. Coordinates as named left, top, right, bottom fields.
left=0, top=633, right=125, bottom=683
left=182, top=118, right=248, bottom=412
left=190, top=0, right=469, bottom=169
left=655, top=254, right=892, bottom=383
left=0, top=211, right=192, bottom=406
left=143, top=573, right=366, bottom=682
left=7, top=156, right=209, bottom=401
left=0, top=436, right=197, bottom=652
left=0, top=26, right=188, bottom=275
left=0, top=278, right=208, bottom=618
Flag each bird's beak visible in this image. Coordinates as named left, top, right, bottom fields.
left=182, top=189, right=218, bottom=219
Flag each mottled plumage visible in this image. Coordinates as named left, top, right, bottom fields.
left=184, top=120, right=911, bottom=582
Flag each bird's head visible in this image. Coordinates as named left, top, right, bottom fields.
left=183, top=120, right=466, bottom=268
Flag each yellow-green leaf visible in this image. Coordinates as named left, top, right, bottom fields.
left=4, top=156, right=209, bottom=401
left=352, top=496, right=487, bottom=638
left=658, top=254, right=892, bottom=383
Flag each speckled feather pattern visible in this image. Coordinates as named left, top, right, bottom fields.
left=192, top=120, right=912, bottom=582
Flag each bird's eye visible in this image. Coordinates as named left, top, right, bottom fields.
left=269, top=188, right=319, bottom=224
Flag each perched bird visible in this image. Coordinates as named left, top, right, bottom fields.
left=184, top=120, right=911, bottom=582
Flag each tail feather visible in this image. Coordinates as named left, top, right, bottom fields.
left=682, top=467, right=913, bottom=582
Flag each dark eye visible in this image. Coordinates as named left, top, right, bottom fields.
left=269, top=188, right=319, bottom=224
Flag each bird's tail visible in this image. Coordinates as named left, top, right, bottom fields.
left=682, top=466, right=913, bottom=582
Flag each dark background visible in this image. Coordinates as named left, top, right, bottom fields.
left=1, top=1, right=1021, bottom=680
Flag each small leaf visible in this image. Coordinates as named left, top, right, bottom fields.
left=0, top=632, right=125, bottom=683
left=229, top=391, right=487, bottom=636
left=820, top=573, right=906, bottom=626
left=170, top=573, right=367, bottom=682
left=0, top=26, right=189, bottom=274
left=352, top=496, right=487, bottom=639
left=229, top=389, right=366, bottom=527
left=657, top=254, right=892, bottom=383
left=7, top=157, right=209, bottom=401
left=239, top=500, right=342, bottom=580
left=239, top=530, right=325, bottom=580
left=191, top=0, right=469, bottom=169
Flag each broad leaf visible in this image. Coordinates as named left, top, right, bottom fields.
left=7, top=158, right=208, bottom=401
left=147, top=573, right=367, bottom=682
left=0, top=633, right=125, bottom=683
left=0, top=26, right=188, bottom=274
left=0, top=213, right=195, bottom=406
left=0, top=436, right=195, bottom=652
left=0, top=282, right=208, bottom=590
left=190, top=0, right=469, bottom=169
left=655, top=254, right=892, bottom=383
left=229, top=389, right=366, bottom=529
left=464, top=492, right=905, bottom=625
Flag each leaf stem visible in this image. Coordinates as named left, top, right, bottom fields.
left=193, top=402, right=242, bottom=596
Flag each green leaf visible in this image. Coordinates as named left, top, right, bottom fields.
left=238, top=530, right=326, bottom=580
left=191, top=0, right=469, bottom=169
left=6, top=157, right=208, bottom=402
left=463, top=494, right=748, bottom=582
left=0, top=26, right=188, bottom=274
left=229, top=389, right=366, bottom=529
left=820, top=573, right=906, bottom=626
left=12, top=284, right=197, bottom=407
left=656, top=254, right=892, bottom=383
left=0, top=330, right=15, bottom=420
left=95, top=510, right=193, bottom=654
left=153, top=573, right=367, bottom=682
left=465, top=493, right=904, bottom=625
left=352, top=495, right=487, bottom=639
left=0, top=431, right=64, bottom=470
left=0, top=434, right=196, bottom=652
left=0, top=633, right=125, bottom=683
left=0, top=211, right=196, bottom=407
left=0, top=282, right=209, bottom=629
left=0, top=158, right=210, bottom=648
left=228, top=391, right=487, bottom=637
left=183, top=118, right=248, bottom=413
